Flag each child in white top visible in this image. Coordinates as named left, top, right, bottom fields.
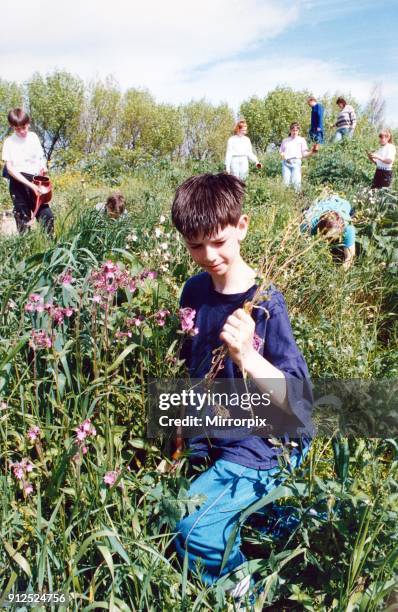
left=368, top=129, right=396, bottom=189
left=225, top=120, right=261, bottom=180
left=2, top=108, right=54, bottom=235
left=279, top=122, right=317, bottom=191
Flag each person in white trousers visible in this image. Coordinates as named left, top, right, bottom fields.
left=225, top=120, right=262, bottom=180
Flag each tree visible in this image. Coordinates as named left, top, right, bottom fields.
left=81, top=76, right=121, bottom=154
left=179, top=100, right=234, bottom=161
left=117, top=89, right=157, bottom=150
left=26, top=70, right=84, bottom=161
left=117, top=89, right=183, bottom=158
left=240, top=87, right=310, bottom=150
left=0, top=79, right=23, bottom=139
left=365, top=83, right=386, bottom=130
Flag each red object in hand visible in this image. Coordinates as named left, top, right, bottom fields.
left=33, top=175, right=52, bottom=206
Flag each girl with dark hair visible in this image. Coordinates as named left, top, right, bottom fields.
left=279, top=123, right=317, bottom=191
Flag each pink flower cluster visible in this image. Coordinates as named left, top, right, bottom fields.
left=127, top=316, right=144, bottom=327
left=58, top=270, right=75, bottom=286
left=47, top=305, right=75, bottom=326
left=27, top=426, right=41, bottom=443
left=25, top=294, right=75, bottom=326
left=10, top=458, right=34, bottom=496
left=178, top=308, right=198, bottom=336
left=74, top=418, right=96, bottom=455
left=115, top=331, right=132, bottom=340
left=103, top=469, right=121, bottom=487
left=155, top=309, right=170, bottom=327
left=29, top=329, right=52, bottom=350
left=89, top=261, right=136, bottom=297
left=25, top=294, right=45, bottom=313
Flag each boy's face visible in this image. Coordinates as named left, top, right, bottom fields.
left=13, top=123, right=29, bottom=138
left=184, top=215, right=248, bottom=278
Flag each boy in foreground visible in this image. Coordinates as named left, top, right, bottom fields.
left=2, top=108, right=54, bottom=235
left=171, top=173, right=312, bottom=599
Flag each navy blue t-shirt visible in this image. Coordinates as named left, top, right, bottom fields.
left=180, top=272, right=313, bottom=470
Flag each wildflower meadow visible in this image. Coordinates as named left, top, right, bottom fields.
left=1, top=132, right=398, bottom=610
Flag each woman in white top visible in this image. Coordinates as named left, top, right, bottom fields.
left=367, top=129, right=396, bottom=189
left=279, top=122, right=318, bottom=191
left=225, top=120, right=261, bottom=180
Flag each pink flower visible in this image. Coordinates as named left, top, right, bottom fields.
left=75, top=418, right=96, bottom=452
left=58, top=270, right=75, bottom=286
left=140, top=271, right=157, bottom=281
left=76, top=429, right=87, bottom=441
left=27, top=426, right=41, bottom=442
left=89, top=261, right=131, bottom=296
left=25, top=294, right=44, bottom=313
left=103, top=470, right=120, bottom=486
left=11, top=458, right=34, bottom=480
left=93, top=294, right=102, bottom=304
left=13, top=465, right=24, bottom=480
left=29, top=294, right=43, bottom=303
left=178, top=308, right=197, bottom=334
left=29, top=330, right=52, bottom=350
left=24, top=483, right=33, bottom=495
left=127, top=316, right=144, bottom=327
left=155, top=309, right=170, bottom=327
left=64, top=307, right=74, bottom=317
left=115, top=331, right=133, bottom=340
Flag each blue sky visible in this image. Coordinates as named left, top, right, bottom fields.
left=2, top=0, right=397, bottom=123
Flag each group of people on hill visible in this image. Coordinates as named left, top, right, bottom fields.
left=225, top=96, right=396, bottom=191
left=0, top=102, right=395, bottom=275
left=224, top=96, right=395, bottom=270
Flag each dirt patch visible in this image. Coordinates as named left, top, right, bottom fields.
left=0, top=212, right=17, bottom=237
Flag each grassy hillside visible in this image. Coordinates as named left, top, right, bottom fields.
left=0, top=141, right=398, bottom=610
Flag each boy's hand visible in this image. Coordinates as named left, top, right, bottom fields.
left=220, top=308, right=256, bottom=371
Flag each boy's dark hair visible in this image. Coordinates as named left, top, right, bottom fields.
left=106, top=193, right=125, bottom=218
left=171, top=173, right=245, bottom=239
left=8, top=108, right=30, bottom=127
left=336, top=97, right=347, bottom=106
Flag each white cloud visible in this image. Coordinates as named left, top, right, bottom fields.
left=2, top=0, right=300, bottom=85
left=2, top=0, right=397, bottom=124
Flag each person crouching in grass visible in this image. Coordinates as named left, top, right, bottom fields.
left=302, top=194, right=355, bottom=270
left=1, top=108, right=54, bottom=235
left=96, top=193, right=127, bottom=219
left=171, top=173, right=312, bottom=601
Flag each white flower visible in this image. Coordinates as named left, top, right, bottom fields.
left=160, top=242, right=168, bottom=251
left=154, top=227, right=162, bottom=238
left=159, top=215, right=166, bottom=224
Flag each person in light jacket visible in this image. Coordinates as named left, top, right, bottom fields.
left=225, top=120, right=261, bottom=180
